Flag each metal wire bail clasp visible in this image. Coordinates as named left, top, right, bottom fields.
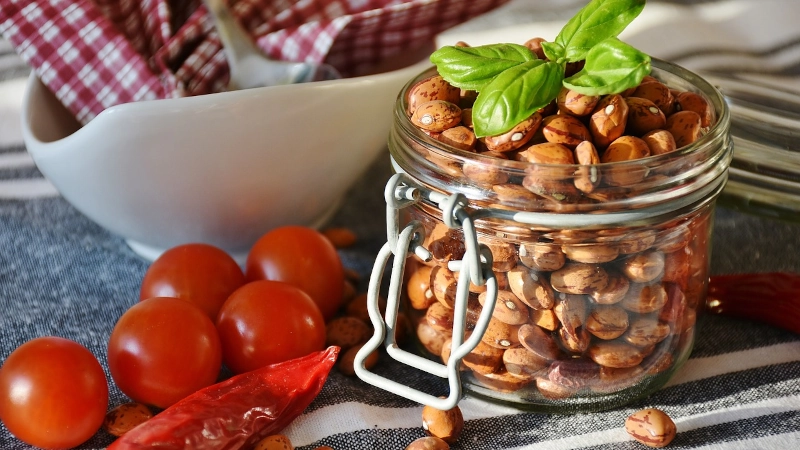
left=354, top=173, right=498, bottom=411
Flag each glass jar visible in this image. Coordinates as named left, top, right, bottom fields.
left=372, top=58, right=733, bottom=413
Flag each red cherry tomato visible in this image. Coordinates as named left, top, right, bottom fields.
left=0, top=336, right=108, bottom=449
left=216, top=280, right=326, bottom=374
left=140, top=243, right=245, bottom=320
left=245, top=226, right=344, bottom=320
left=108, top=297, right=222, bottom=409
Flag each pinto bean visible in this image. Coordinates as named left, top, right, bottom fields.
left=463, top=155, right=510, bottom=185
left=462, top=340, right=505, bottom=375
left=542, top=114, right=592, bottom=147
left=326, top=317, right=370, bottom=351
left=473, top=369, right=533, bottom=393
left=411, top=101, right=462, bottom=132
left=642, top=129, right=677, bottom=155
left=589, top=94, right=628, bottom=148
left=531, top=308, right=559, bottom=331
left=426, top=302, right=456, bottom=334
left=536, top=376, right=577, bottom=400
left=632, top=80, right=675, bottom=115
left=518, top=323, right=561, bottom=361
left=553, top=293, right=587, bottom=337
left=624, top=317, right=671, bottom=347
left=589, top=342, right=645, bottom=368
left=562, top=243, right=619, bottom=264
left=492, top=183, right=545, bottom=209
left=621, top=283, right=668, bottom=314
left=405, top=436, right=450, bottom=450
left=479, top=290, right=530, bottom=325
left=524, top=37, right=547, bottom=60
left=422, top=404, right=464, bottom=444
left=573, top=140, right=602, bottom=193
left=484, top=113, right=542, bottom=152
left=557, top=87, right=600, bottom=116
left=590, top=271, right=631, bottom=305
left=517, top=142, right=575, bottom=164
left=623, top=250, right=665, bottom=283
left=550, top=263, right=609, bottom=295
left=507, top=265, right=555, bottom=310
left=481, top=317, right=521, bottom=349
left=676, top=91, right=713, bottom=127
left=665, top=110, right=702, bottom=148
left=548, top=358, right=600, bottom=389
left=486, top=239, right=519, bottom=272
left=503, top=347, right=549, bottom=379
left=519, top=243, right=566, bottom=272
left=103, top=403, right=153, bottom=437
left=417, top=320, right=450, bottom=357
left=625, top=97, right=666, bottom=136
left=407, top=75, right=461, bottom=116
left=438, top=126, right=477, bottom=151
left=600, top=135, right=650, bottom=186
left=558, top=326, right=592, bottom=354
left=430, top=265, right=458, bottom=308
left=585, top=305, right=630, bottom=340
left=625, top=408, right=677, bottom=448
left=408, top=265, right=436, bottom=310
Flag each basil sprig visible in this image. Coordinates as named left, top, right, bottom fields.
left=472, top=60, right=563, bottom=138
left=429, top=43, right=536, bottom=91
left=563, top=38, right=651, bottom=94
left=430, top=0, right=651, bottom=137
left=556, top=0, right=646, bottom=62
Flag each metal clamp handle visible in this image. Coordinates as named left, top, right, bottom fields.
left=354, top=173, right=497, bottom=410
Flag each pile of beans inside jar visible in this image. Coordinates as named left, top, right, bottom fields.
left=407, top=217, right=707, bottom=401
left=401, top=39, right=717, bottom=403
left=407, top=40, right=713, bottom=177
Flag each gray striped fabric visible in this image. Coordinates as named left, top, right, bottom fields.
left=1, top=1, right=799, bottom=448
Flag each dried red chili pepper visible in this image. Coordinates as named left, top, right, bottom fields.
left=707, top=272, right=800, bottom=334
left=107, top=346, right=339, bottom=450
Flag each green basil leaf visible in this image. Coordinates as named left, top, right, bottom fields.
left=556, top=0, right=646, bottom=62
left=541, top=41, right=566, bottom=64
left=562, top=38, right=651, bottom=96
left=430, top=43, right=536, bottom=91
left=472, top=60, right=564, bottom=138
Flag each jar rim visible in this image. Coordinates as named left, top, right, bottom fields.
left=389, top=57, right=734, bottom=225
left=394, top=57, right=731, bottom=171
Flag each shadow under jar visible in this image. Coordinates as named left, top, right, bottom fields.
left=391, top=59, right=732, bottom=413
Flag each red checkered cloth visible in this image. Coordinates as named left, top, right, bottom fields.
left=0, top=0, right=509, bottom=124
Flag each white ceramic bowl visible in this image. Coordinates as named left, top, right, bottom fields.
left=22, top=59, right=431, bottom=261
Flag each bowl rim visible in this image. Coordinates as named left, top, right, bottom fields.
left=21, top=58, right=433, bottom=149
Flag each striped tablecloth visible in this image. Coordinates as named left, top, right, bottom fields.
left=1, top=0, right=800, bottom=448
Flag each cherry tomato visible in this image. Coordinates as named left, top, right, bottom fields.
left=140, top=243, right=245, bottom=320
left=0, top=336, right=108, bottom=449
left=245, top=226, right=344, bottom=320
left=107, top=297, right=222, bottom=409
left=216, top=280, right=326, bottom=374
